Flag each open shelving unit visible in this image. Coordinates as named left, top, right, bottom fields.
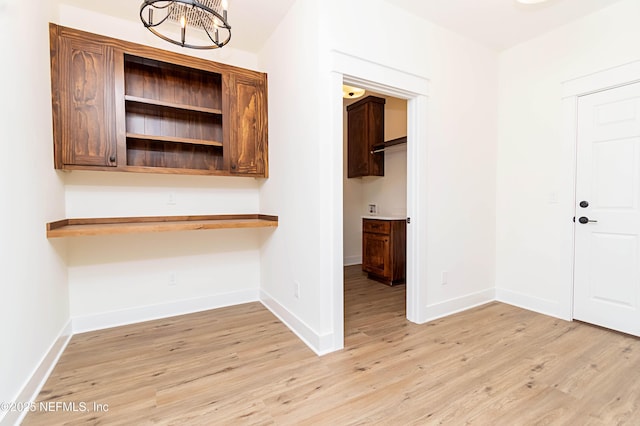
left=46, top=214, right=278, bottom=238
left=123, top=54, right=225, bottom=171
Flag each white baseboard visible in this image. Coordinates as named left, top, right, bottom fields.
left=343, top=256, right=362, bottom=266
left=72, top=289, right=260, bottom=334
left=419, top=288, right=496, bottom=324
left=260, top=290, right=336, bottom=356
left=2, top=320, right=73, bottom=426
left=495, top=288, right=569, bottom=320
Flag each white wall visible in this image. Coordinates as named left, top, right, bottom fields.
left=0, top=2, right=69, bottom=423
left=64, top=172, right=263, bottom=330
left=260, top=0, right=498, bottom=353
left=361, top=96, right=408, bottom=219
left=496, top=0, right=640, bottom=319
left=258, top=1, right=337, bottom=352
left=333, top=0, right=498, bottom=322
left=343, top=96, right=408, bottom=265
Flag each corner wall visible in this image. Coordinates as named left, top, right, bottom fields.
left=258, top=1, right=335, bottom=353
left=496, top=0, right=640, bottom=318
left=259, top=0, right=498, bottom=353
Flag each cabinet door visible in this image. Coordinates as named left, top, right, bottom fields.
left=347, top=103, right=369, bottom=178
left=362, top=232, right=390, bottom=279
left=52, top=28, right=117, bottom=167
left=347, top=97, right=384, bottom=178
left=228, top=73, right=268, bottom=176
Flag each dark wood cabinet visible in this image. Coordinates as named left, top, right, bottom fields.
left=362, top=218, right=406, bottom=285
left=347, top=96, right=385, bottom=178
left=51, top=29, right=117, bottom=168
left=49, top=24, right=268, bottom=177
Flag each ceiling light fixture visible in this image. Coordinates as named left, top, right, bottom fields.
left=140, top=0, right=231, bottom=49
left=343, top=85, right=366, bottom=99
left=516, top=0, right=550, bottom=4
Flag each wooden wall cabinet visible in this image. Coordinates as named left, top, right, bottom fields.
left=347, top=96, right=385, bottom=178
left=228, top=73, right=268, bottom=176
left=362, top=218, right=406, bottom=285
left=51, top=32, right=117, bottom=168
left=49, top=24, right=268, bottom=177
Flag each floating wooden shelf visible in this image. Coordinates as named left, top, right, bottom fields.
left=47, top=214, right=278, bottom=238
left=124, top=95, right=223, bottom=115
left=126, top=133, right=223, bottom=147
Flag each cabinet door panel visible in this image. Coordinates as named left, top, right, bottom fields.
left=363, top=232, right=390, bottom=278
left=229, top=73, right=268, bottom=176
left=347, top=96, right=384, bottom=178
left=348, top=104, right=369, bottom=178
left=59, top=36, right=116, bottom=167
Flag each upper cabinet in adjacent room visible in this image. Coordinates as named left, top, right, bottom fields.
left=347, top=95, right=385, bottom=178
left=49, top=24, right=268, bottom=178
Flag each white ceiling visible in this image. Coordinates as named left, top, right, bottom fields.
left=59, top=0, right=624, bottom=53
left=58, top=0, right=297, bottom=53
left=383, top=0, right=625, bottom=51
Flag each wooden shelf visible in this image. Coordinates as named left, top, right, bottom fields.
left=124, top=95, right=223, bottom=115
left=47, top=214, right=278, bottom=238
left=126, top=133, right=223, bottom=147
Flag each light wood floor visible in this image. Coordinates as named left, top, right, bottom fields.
left=24, top=265, right=640, bottom=425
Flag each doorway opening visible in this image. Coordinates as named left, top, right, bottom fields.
left=328, top=51, right=429, bottom=353
left=342, top=89, right=408, bottom=345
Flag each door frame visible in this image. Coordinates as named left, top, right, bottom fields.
left=562, top=60, right=640, bottom=320
left=329, top=50, right=430, bottom=348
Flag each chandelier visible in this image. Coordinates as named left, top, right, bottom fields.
left=140, top=0, right=231, bottom=50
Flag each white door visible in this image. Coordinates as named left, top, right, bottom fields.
left=574, top=81, right=640, bottom=336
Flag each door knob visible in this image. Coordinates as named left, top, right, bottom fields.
left=579, top=201, right=589, bottom=208
left=578, top=216, right=598, bottom=224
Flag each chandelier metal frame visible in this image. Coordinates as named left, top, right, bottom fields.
left=140, top=0, right=231, bottom=50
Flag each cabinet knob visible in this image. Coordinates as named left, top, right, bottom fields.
left=109, top=155, right=116, bottom=163
left=231, top=164, right=236, bottom=170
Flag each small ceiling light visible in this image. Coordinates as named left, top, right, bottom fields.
left=516, top=0, right=550, bottom=4
left=343, top=85, right=366, bottom=99
left=140, top=0, right=231, bottom=49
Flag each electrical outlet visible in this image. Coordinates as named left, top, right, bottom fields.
left=368, top=203, right=377, bottom=215
left=169, top=272, right=177, bottom=286
left=167, top=192, right=177, bottom=205
left=293, top=281, right=300, bottom=299
left=441, top=271, right=448, bottom=285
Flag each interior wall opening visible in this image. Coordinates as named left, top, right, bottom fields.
left=342, top=86, right=409, bottom=345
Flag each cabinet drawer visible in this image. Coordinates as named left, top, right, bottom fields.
left=363, top=219, right=391, bottom=235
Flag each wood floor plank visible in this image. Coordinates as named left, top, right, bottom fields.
left=22, top=265, right=640, bottom=425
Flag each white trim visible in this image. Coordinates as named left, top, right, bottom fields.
left=420, top=289, right=495, bottom=324
left=405, top=94, right=429, bottom=323
left=72, top=289, right=259, bottom=333
left=330, top=49, right=430, bottom=347
left=343, top=255, right=362, bottom=266
left=332, top=50, right=430, bottom=97
left=3, top=321, right=73, bottom=426
left=562, top=60, right=640, bottom=322
left=562, top=60, right=640, bottom=98
left=260, top=290, right=335, bottom=356
left=563, top=94, right=579, bottom=322
left=496, top=288, right=570, bottom=321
